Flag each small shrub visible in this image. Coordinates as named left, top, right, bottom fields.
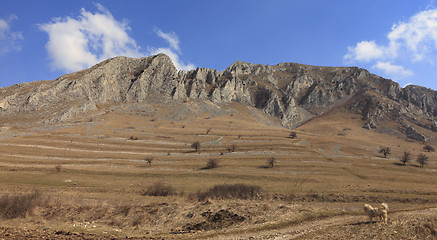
left=197, top=184, right=263, bottom=200
left=55, top=165, right=62, bottom=173
left=0, top=191, right=44, bottom=219
left=424, top=145, right=435, bottom=152
left=289, top=131, right=297, bottom=139
left=203, top=159, right=219, bottom=169
left=227, top=144, right=237, bottom=153
left=416, top=154, right=429, bottom=168
left=379, top=147, right=391, bottom=158
left=129, top=136, right=138, bottom=140
left=266, top=157, right=275, bottom=168
left=141, top=182, right=177, bottom=196
left=206, top=128, right=212, bottom=135
left=145, top=157, right=153, bottom=166
left=191, top=141, right=201, bottom=152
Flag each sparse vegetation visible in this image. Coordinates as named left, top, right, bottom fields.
left=423, top=145, right=435, bottom=152
left=416, top=154, right=429, bottom=168
left=379, top=147, right=391, bottom=158
left=400, top=151, right=411, bottom=165
left=0, top=191, right=44, bottom=219
left=287, top=177, right=308, bottom=200
left=266, top=157, right=275, bottom=168
left=196, top=184, right=263, bottom=200
left=203, top=159, right=219, bottom=169
left=191, top=141, right=201, bottom=152
left=141, top=182, right=177, bottom=196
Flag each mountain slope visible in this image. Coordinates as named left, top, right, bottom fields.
left=0, top=54, right=436, bottom=141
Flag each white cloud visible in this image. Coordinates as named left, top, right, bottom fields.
left=148, top=28, right=195, bottom=71
left=344, top=40, right=385, bottom=63
left=39, top=4, right=195, bottom=73
left=345, top=9, right=437, bottom=64
left=154, top=28, right=181, bottom=53
left=372, top=61, right=413, bottom=79
left=0, top=14, right=23, bottom=54
left=39, top=4, right=142, bottom=72
left=344, top=8, right=437, bottom=83
left=387, top=9, right=437, bottom=62
left=148, top=46, right=195, bottom=71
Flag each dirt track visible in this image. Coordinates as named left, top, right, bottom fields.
left=218, top=207, right=437, bottom=240
left=0, top=208, right=434, bottom=239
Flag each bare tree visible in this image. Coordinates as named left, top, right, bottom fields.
left=423, top=145, right=435, bottom=152
left=379, top=147, right=391, bottom=158
left=416, top=154, right=428, bottom=168
left=191, top=141, right=201, bottom=152
left=400, top=151, right=411, bottom=165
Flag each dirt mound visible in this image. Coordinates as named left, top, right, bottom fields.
left=181, top=209, right=245, bottom=232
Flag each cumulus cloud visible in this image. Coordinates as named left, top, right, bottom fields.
left=0, top=14, right=23, bottom=54
left=344, top=41, right=385, bottom=63
left=39, top=3, right=142, bottom=72
left=344, top=8, right=437, bottom=80
left=39, top=4, right=194, bottom=73
left=372, top=61, right=413, bottom=79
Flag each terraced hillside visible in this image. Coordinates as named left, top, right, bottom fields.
left=0, top=100, right=436, bottom=239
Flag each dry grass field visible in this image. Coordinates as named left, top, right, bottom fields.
left=0, top=100, right=436, bottom=239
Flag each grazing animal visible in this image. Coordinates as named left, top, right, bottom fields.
left=363, top=203, right=388, bottom=224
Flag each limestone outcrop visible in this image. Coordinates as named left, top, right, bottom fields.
left=0, top=53, right=436, bottom=141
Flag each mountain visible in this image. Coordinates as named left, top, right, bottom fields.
left=0, top=53, right=436, bottom=142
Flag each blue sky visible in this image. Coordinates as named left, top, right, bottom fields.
left=1, top=0, right=437, bottom=90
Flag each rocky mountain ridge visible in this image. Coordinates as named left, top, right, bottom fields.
left=0, top=54, right=436, bottom=141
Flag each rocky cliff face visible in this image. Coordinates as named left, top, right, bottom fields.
left=0, top=54, right=436, bottom=141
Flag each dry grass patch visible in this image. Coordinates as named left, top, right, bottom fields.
left=196, top=183, right=263, bottom=200
left=0, top=191, right=45, bottom=219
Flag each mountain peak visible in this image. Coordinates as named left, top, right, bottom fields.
left=0, top=54, right=435, bottom=142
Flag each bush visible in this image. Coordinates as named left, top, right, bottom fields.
left=197, top=183, right=263, bottom=200
left=203, top=159, right=219, bottom=169
left=424, top=145, right=435, bottom=152
left=227, top=144, right=236, bottom=153
left=289, top=131, right=297, bottom=139
left=145, top=157, right=153, bottom=166
left=191, top=141, right=201, bottom=152
left=266, top=157, right=275, bottom=168
left=141, top=182, right=177, bottom=196
left=0, top=191, right=44, bottom=219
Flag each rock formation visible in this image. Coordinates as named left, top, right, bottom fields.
left=0, top=53, right=436, bottom=141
